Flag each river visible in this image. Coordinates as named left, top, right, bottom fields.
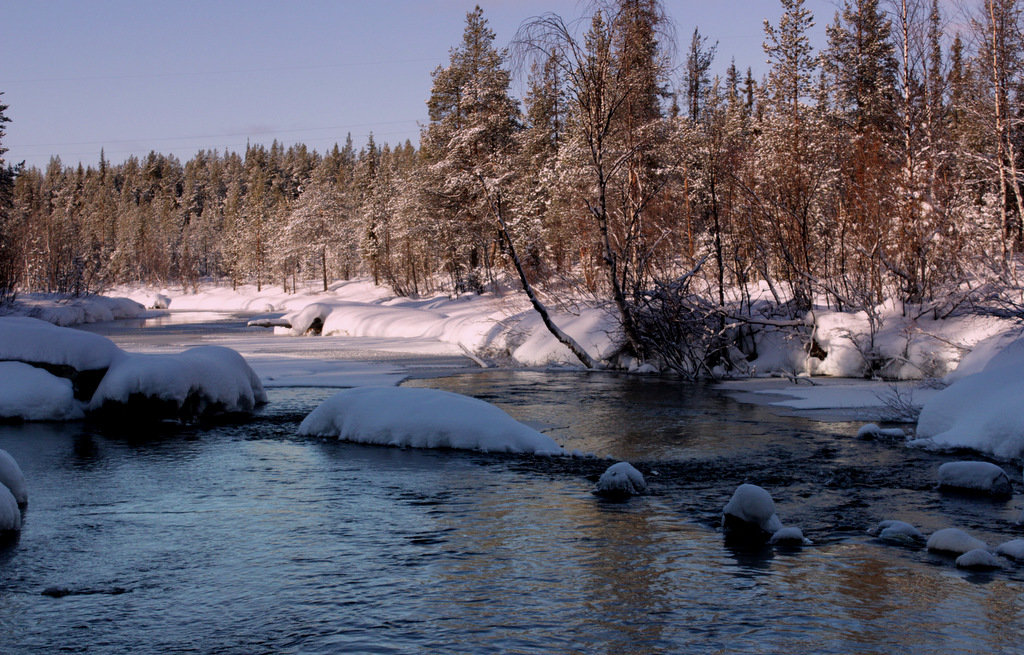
left=1, top=312, right=1022, bottom=654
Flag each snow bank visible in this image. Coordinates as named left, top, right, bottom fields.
left=0, top=317, right=122, bottom=371
left=926, top=528, right=987, bottom=555
left=0, top=293, right=146, bottom=326
left=914, top=336, right=1024, bottom=459
left=0, top=362, right=84, bottom=421
left=298, top=386, right=563, bottom=455
left=722, top=484, right=783, bottom=542
left=595, top=462, right=647, bottom=499
left=0, top=485, right=20, bottom=532
left=857, top=423, right=906, bottom=440
left=90, top=346, right=267, bottom=420
left=0, top=449, right=27, bottom=506
left=868, top=520, right=924, bottom=546
left=937, top=461, right=1013, bottom=497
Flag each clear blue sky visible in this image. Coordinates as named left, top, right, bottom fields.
left=2, top=1, right=847, bottom=169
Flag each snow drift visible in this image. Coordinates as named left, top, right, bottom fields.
left=298, top=386, right=564, bottom=455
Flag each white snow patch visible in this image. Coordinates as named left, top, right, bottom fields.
left=0, top=449, right=28, bottom=506
left=0, top=293, right=145, bottom=326
left=770, top=526, right=809, bottom=546
left=937, top=461, right=1013, bottom=497
left=0, top=485, right=20, bottom=532
left=868, top=520, right=924, bottom=544
left=995, top=539, right=1024, bottom=562
left=595, top=462, right=647, bottom=498
left=857, top=423, right=906, bottom=439
left=89, top=346, right=267, bottom=416
left=722, top=484, right=783, bottom=535
left=956, top=549, right=1002, bottom=570
left=0, top=362, right=84, bottom=421
left=926, top=527, right=988, bottom=555
left=915, top=336, right=1024, bottom=459
left=0, top=317, right=123, bottom=371
left=298, top=386, right=564, bottom=455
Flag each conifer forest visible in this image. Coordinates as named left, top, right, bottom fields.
left=3, top=0, right=1024, bottom=373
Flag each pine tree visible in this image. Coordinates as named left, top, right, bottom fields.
left=0, top=93, right=18, bottom=302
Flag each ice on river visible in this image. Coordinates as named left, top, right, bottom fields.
left=298, top=386, right=564, bottom=455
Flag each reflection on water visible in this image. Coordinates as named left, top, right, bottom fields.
left=1, top=378, right=1023, bottom=653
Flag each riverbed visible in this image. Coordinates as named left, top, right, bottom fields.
left=1, top=313, right=1023, bottom=654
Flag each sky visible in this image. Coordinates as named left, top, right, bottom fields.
left=3, top=1, right=852, bottom=170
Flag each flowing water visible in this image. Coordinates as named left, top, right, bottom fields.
left=2, top=314, right=1024, bottom=654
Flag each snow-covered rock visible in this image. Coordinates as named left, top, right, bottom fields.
left=0, top=485, right=21, bottom=532
left=298, top=386, right=564, bottom=455
left=0, top=317, right=122, bottom=372
left=996, top=539, right=1024, bottom=562
left=2, top=294, right=145, bottom=326
left=151, top=293, right=171, bottom=309
left=955, top=549, right=1002, bottom=570
left=770, top=526, right=809, bottom=547
left=926, top=528, right=988, bottom=555
left=0, top=449, right=28, bottom=507
left=89, top=346, right=267, bottom=421
left=0, top=362, right=85, bottom=421
left=722, top=484, right=783, bottom=542
left=856, top=423, right=906, bottom=440
left=914, top=336, right=1024, bottom=459
left=868, top=520, right=925, bottom=546
left=595, top=462, right=647, bottom=499
left=937, top=461, right=1013, bottom=497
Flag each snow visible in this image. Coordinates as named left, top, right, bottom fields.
left=914, top=336, right=1024, bottom=459
left=995, top=539, right=1024, bottom=562
left=0, top=293, right=145, bottom=326
left=89, top=346, right=267, bottom=418
left=722, top=484, right=783, bottom=536
left=955, top=549, right=1002, bottom=570
left=936, top=461, right=1013, bottom=497
left=0, top=362, right=84, bottom=421
left=595, top=462, right=647, bottom=498
left=857, top=423, right=907, bottom=440
left=0, top=485, right=20, bottom=532
left=0, top=317, right=122, bottom=371
left=298, top=386, right=564, bottom=455
left=770, top=526, right=809, bottom=546
left=926, top=528, right=988, bottom=555
left=868, top=520, right=924, bottom=545
left=0, top=449, right=28, bottom=506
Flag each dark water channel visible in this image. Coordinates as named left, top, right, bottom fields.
left=2, top=316, right=1024, bottom=654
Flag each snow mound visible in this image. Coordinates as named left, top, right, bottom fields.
left=89, top=346, right=267, bottom=420
left=996, top=539, right=1024, bottom=562
left=151, top=293, right=171, bottom=309
left=595, top=462, right=647, bottom=499
left=0, top=449, right=28, bottom=506
left=0, top=485, right=20, bottom=532
left=5, top=294, right=146, bottom=326
left=0, top=317, right=123, bottom=371
left=856, top=423, right=906, bottom=440
left=298, top=387, right=564, bottom=455
left=926, top=528, right=988, bottom=555
left=0, top=362, right=85, bottom=421
left=915, top=336, right=1024, bottom=459
left=770, top=526, right=809, bottom=547
left=956, top=549, right=1002, bottom=570
left=868, top=520, right=924, bottom=545
left=722, top=484, right=783, bottom=542
left=937, top=461, right=1013, bottom=497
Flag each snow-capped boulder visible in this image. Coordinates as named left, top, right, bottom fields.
left=0, top=485, right=21, bottom=532
left=595, top=462, right=647, bottom=499
left=722, top=484, right=783, bottom=543
left=926, top=528, right=987, bottom=556
left=937, top=461, right=1013, bottom=498
left=298, top=386, right=564, bottom=455
left=0, top=317, right=123, bottom=399
left=770, top=526, right=809, bottom=547
left=867, top=520, right=924, bottom=546
left=151, top=293, right=171, bottom=310
left=0, top=361, right=84, bottom=421
left=915, top=336, right=1024, bottom=459
left=89, top=346, right=267, bottom=421
left=0, top=449, right=28, bottom=507
left=956, top=549, right=1002, bottom=570
left=996, top=539, right=1024, bottom=562
left=856, top=423, right=906, bottom=440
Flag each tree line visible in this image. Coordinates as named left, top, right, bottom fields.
left=2, top=0, right=1024, bottom=373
